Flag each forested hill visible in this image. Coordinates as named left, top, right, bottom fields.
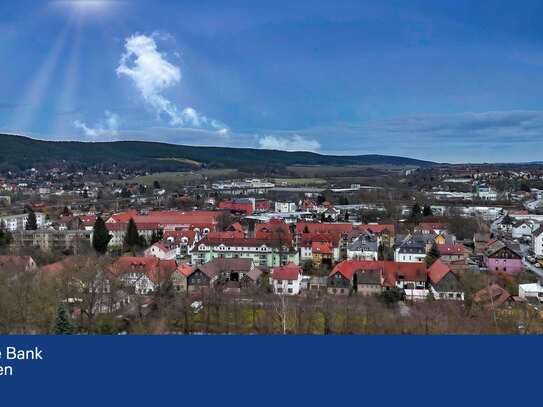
left=0, top=134, right=435, bottom=171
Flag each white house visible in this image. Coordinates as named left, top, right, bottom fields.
left=519, top=281, right=543, bottom=302
left=0, top=212, right=46, bottom=232
left=533, top=226, right=543, bottom=258
left=347, top=237, right=379, bottom=260
left=512, top=220, right=539, bottom=240
left=271, top=263, right=303, bottom=295
left=144, top=242, right=176, bottom=260
left=394, top=240, right=426, bottom=263
left=275, top=202, right=297, bottom=213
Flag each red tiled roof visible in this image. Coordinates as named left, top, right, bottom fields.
left=109, top=256, right=177, bottom=283
left=177, top=264, right=193, bottom=277
left=330, top=260, right=427, bottom=286
left=312, top=241, right=333, bottom=255
left=296, top=222, right=353, bottom=235
left=106, top=210, right=220, bottom=232
left=206, top=231, right=245, bottom=240
left=358, top=224, right=395, bottom=236
left=271, top=263, right=301, bottom=281
left=427, top=259, right=452, bottom=285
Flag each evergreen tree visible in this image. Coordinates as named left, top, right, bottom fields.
left=25, top=209, right=37, bottom=230
left=0, top=220, right=13, bottom=248
left=151, top=229, right=163, bottom=244
left=410, top=203, right=422, bottom=220
left=54, top=303, right=73, bottom=335
left=378, top=243, right=385, bottom=261
left=92, top=216, right=111, bottom=254
left=423, top=205, right=432, bottom=217
left=425, top=242, right=441, bottom=266
left=124, top=218, right=143, bottom=250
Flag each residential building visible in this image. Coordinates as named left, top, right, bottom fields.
left=518, top=281, right=543, bottom=302
left=427, top=259, right=464, bottom=301
left=271, top=263, right=303, bottom=295
left=483, top=240, right=523, bottom=274
left=532, top=226, right=543, bottom=258
left=0, top=212, right=46, bottom=232
left=394, top=239, right=426, bottom=263
left=191, top=236, right=299, bottom=268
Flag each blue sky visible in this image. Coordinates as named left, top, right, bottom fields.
left=1, top=0, right=543, bottom=162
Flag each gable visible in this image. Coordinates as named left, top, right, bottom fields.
left=433, top=272, right=462, bottom=292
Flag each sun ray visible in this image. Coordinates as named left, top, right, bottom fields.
left=9, top=19, right=75, bottom=133
left=50, top=22, right=83, bottom=136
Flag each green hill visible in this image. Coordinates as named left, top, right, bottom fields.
left=0, top=134, right=435, bottom=172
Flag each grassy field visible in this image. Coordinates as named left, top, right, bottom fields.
left=273, top=177, right=328, bottom=186
left=128, top=169, right=239, bottom=186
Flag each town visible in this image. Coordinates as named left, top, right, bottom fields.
left=1, top=156, right=543, bottom=335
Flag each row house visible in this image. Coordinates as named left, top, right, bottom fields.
left=191, top=236, right=299, bottom=268
left=0, top=212, right=46, bottom=232
left=104, top=210, right=221, bottom=249
left=328, top=260, right=430, bottom=300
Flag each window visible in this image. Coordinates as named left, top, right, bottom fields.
left=287, top=288, right=293, bottom=293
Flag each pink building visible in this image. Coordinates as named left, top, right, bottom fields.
left=483, top=240, right=523, bottom=275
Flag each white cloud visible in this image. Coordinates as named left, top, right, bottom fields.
left=116, top=33, right=228, bottom=134
left=73, top=110, right=120, bottom=137
left=258, top=134, right=321, bottom=152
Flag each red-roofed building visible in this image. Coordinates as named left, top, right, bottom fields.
left=438, top=244, right=466, bottom=262
left=415, top=222, right=447, bottom=235
left=312, top=241, right=333, bottom=266
left=103, top=210, right=221, bottom=249
left=328, top=260, right=428, bottom=299
left=427, top=259, right=464, bottom=301
left=255, top=218, right=293, bottom=242
left=218, top=199, right=254, bottom=215
left=172, top=263, right=193, bottom=293
left=271, top=263, right=303, bottom=295
left=109, top=256, right=177, bottom=295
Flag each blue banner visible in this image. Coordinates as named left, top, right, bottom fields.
left=0, top=335, right=539, bottom=405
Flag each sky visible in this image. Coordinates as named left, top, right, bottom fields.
left=1, top=0, right=543, bottom=163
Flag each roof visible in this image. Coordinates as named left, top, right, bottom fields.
left=106, top=210, right=220, bottom=231
left=355, top=268, right=382, bottom=285
left=427, top=259, right=452, bottom=285
left=438, top=244, right=465, bottom=256
left=331, top=260, right=427, bottom=286
left=0, top=256, right=35, bottom=273
left=177, top=263, right=194, bottom=277
left=312, top=241, right=333, bottom=255
left=473, top=284, right=513, bottom=308
left=245, top=267, right=263, bottom=282
left=110, top=256, right=177, bottom=283
left=296, top=222, right=353, bottom=235
left=358, top=223, right=395, bottom=236
left=348, top=237, right=378, bottom=252
left=194, top=258, right=254, bottom=279
left=416, top=222, right=446, bottom=231
left=483, top=240, right=521, bottom=258
left=271, top=263, right=302, bottom=281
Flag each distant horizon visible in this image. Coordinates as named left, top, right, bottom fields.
left=1, top=1, right=543, bottom=162
left=4, top=131, right=543, bottom=166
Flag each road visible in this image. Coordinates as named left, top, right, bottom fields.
left=523, top=258, right=543, bottom=278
